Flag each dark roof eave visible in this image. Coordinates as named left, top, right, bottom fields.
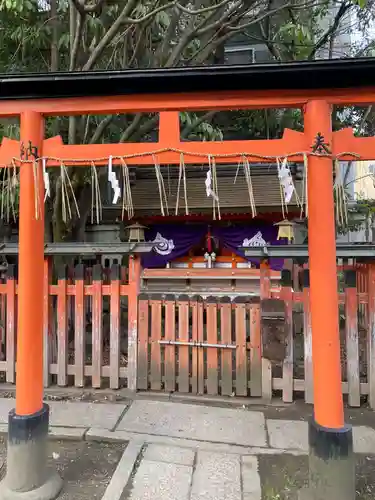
left=1, top=58, right=375, bottom=100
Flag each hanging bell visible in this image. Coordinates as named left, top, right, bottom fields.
left=274, top=219, right=295, bottom=243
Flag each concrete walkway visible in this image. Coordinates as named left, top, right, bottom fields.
left=0, top=397, right=374, bottom=499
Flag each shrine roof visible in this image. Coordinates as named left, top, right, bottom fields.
left=1, top=57, right=375, bottom=100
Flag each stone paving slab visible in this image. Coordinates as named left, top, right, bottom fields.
left=0, top=399, right=126, bottom=430
left=352, top=426, right=375, bottom=454
left=86, top=428, right=307, bottom=456
left=143, top=444, right=195, bottom=466
left=267, top=419, right=308, bottom=451
left=102, top=441, right=143, bottom=500
left=0, top=399, right=14, bottom=423
left=242, top=456, right=261, bottom=499
left=190, top=451, right=242, bottom=500
left=49, top=427, right=87, bottom=440
left=127, top=460, right=193, bottom=500
left=118, top=400, right=266, bottom=447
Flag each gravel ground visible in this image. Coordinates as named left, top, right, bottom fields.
left=259, top=454, right=375, bottom=500
left=0, top=437, right=126, bottom=500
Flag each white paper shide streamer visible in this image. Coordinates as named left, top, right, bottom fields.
left=277, top=157, right=295, bottom=204
left=107, top=155, right=121, bottom=204
left=42, top=158, right=50, bottom=201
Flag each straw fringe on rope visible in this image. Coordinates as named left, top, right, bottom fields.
left=1, top=148, right=362, bottom=166
left=153, top=154, right=169, bottom=216
left=175, top=153, right=189, bottom=216
left=90, top=161, right=102, bottom=225
left=120, top=158, right=134, bottom=220
left=0, top=161, right=18, bottom=223
left=334, top=159, right=348, bottom=227
left=60, top=161, right=80, bottom=224
left=0, top=149, right=360, bottom=223
left=234, top=155, right=257, bottom=218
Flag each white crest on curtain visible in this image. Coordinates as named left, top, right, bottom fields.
left=152, top=232, right=175, bottom=255
left=242, top=231, right=266, bottom=247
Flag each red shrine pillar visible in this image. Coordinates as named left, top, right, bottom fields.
left=303, top=100, right=354, bottom=499
left=0, top=111, right=62, bottom=499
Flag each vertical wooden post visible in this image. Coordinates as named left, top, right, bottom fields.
left=150, top=296, right=162, bottom=391
left=260, top=260, right=272, bottom=399
left=128, top=254, right=141, bottom=392
left=305, top=100, right=344, bottom=429
left=345, top=270, right=360, bottom=407
left=177, top=294, right=190, bottom=393
left=2, top=111, right=63, bottom=497
left=92, top=264, right=103, bottom=389
left=74, top=264, right=85, bottom=388
left=206, top=296, right=219, bottom=395
left=16, top=111, right=45, bottom=415
left=164, top=295, right=176, bottom=392
left=249, top=301, right=262, bottom=397
left=6, top=265, right=16, bottom=384
left=367, top=263, right=375, bottom=408
left=234, top=296, right=248, bottom=396
left=302, top=269, right=313, bottom=404
left=110, top=264, right=120, bottom=389
left=57, top=265, right=68, bottom=387
left=43, top=258, right=52, bottom=387
left=220, top=296, right=233, bottom=396
left=304, top=100, right=354, bottom=500
left=137, top=293, right=149, bottom=391
left=280, top=269, right=293, bottom=403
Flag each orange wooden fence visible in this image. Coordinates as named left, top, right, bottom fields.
left=0, top=259, right=373, bottom=407
left=137, top=264, right=375, bottom=407
left=0, top=257, right=141, bottom=390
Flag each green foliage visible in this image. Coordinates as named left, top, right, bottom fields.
left=0, top=0, right=372, bottom=240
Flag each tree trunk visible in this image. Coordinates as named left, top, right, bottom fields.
left=68, top=3, right=77, bottom=145
left=50, top=0, right=59, bottom=72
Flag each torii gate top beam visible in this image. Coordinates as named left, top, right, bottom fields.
left=0, top=58, right=375, bottom=116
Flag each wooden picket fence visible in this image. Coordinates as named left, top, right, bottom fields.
left=0, top=258, right=141, bottom=390
left=0, top=258, right=374, bottom=407
left=137, top=265, right=375, bottom=408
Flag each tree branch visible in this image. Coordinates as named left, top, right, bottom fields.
left=181, top=111, right=216, bottom=138
left=90, top=115, right=115, bottom=144
left=165, top=0, right=243, bottom=66
left=120, top=114, right=144, bottom=142
left=308, top=2, right=351, bottom=60
left=228, top=1, right=321, bottom=33
left=70, top=9, right=85, bottom=70
left=70, top=0, right=105, bottom=15
left=154, top=0, right=189, bottom=66
left=260, top=24, right=282, bottom=60
left=82, top=0, right=139, bottom=71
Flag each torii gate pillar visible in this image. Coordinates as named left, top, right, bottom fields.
left=0, top=111, right=62, bottom=499
left=303, top=100, right=355, bottom=500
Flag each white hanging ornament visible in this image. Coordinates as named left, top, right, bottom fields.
left=42, top=158, right=50, bottom=201
left=277, top=157, right=295, bottom=204
left=205, top=169, right=218, bottom=201
left=108, top=156, right=121, bottom=205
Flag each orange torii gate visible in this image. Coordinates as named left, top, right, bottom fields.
left=0, top=59, right=375, bottom=499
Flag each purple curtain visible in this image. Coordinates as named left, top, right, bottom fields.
left=141, top=224, right=207, bottom=268
left=212, top=225, right=285, bottom=270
